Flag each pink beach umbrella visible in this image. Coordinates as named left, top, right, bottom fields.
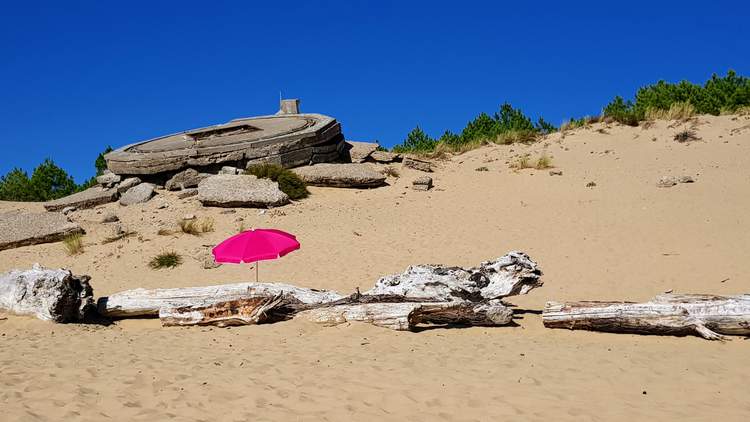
left=212, top=228, right=300, bottom=282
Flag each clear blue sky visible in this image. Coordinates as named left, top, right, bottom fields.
left=1, top=1, right=748, bottom=182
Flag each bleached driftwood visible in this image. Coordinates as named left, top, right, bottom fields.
left=160, top=293, right=295, bottom=327
left=98, top=282, right=344, bottom=318
left=298, top=298, right=513, bottom=330
left=0, top=264, right=94, bottom=322
left=111, top=251, right=541, bottom=331
left=543, top=294, right=750, bottom=340
left=160, top=291, right=513, bottom=330
left=365, top=251, right=542, bottom=301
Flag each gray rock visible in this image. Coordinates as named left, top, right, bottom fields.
left=412, top=176, right=433, bottom=191
left=44, top=186, right=119, bottom=211
left=176, top=188, right=198, bottom=199
left=116, top=177, right=141, bottom=193
left=403, top=157, right=434, bottom=172
left=0, top=211, right=84, bottom=251
left=219, top=166, right=242, bottom=175
left=678, top=175, right=695, bottom=184
left=165, top=169, right=210, bottom=191
left=62, top=206, right=77, bottom=215
left=549, top=170, right=563, bottom=176
left=96, top=172, right=121, bottom=186
left=292, top=163, right=386, bottom=188
left=198, top=175, right=289, bottom=208
left=183, top=214, right=196, bottom=220
left=657, top=176, right=678, bottom=188
left=100, top=213, right=119, bottom=223
left=346, top=141, right=380, bottom=163
left=370, top=150, right=402, bottom=163
left=119, top=183, right=155, bottom=206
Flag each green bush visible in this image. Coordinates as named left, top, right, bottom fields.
left=392, top=126, right=437, bottom=153
left=0, top=159, right=77, bottom=201
left=603, top=96, right=640, bottom=126
left=605, top=70, right=750, bottom=124
left=0, top=146, right=114, bottom=202
left=393, top=103, right=550, bottom=154
left=245, top=163, right=309, bottom=200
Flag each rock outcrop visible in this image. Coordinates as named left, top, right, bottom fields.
left=116, top=177, right=141, bottom=193
left=119, top=183, right=156, bottom=206
left=197, top=175, right=289, bottom=208
left=0, top=211, right=84, bottom=251
left=369, top=150, right=402, bottom=163
left=346, top=141, right=380, bottom=163
left=292, top=163, right=386, bottom=188
left=165, top=169, right=210, bottom=191
left=105, top=110, right=345, bottom=175
left=403, top=157, right=434, bottom=172
left=44, top=186, right=119, bottom=211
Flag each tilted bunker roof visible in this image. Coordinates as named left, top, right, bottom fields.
left=105, top=112, right=344, bottom=175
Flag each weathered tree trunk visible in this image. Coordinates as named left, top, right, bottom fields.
left=0, top=264, right=94, bottom=322
left=97, top=282, right=344, bottom=318
left=365, top=251, right=542, bottom=301
left=298, top=299, right=513, bottom=330
left=543, top=294, right=750, bottom=340
left=159, top=291, right=514, bottom=330
left=160, top=293, right=297, bottom=327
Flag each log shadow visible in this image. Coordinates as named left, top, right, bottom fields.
left=410, top=320, right=521, bottom=332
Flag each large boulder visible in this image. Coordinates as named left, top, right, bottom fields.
left=346, top=141, right=379, bottom=163
left=116, top=177, right=141, bottom=193
left=44, top=186, right=119, bottom=211
left=165, top=168, right=210, bottom=191
left=292, top=163, right=386, bottom=188
left=403, top=157, right=434, bottom=173
left=198, top=175, right=289, bottom=208
left=96, top=171, right=121, bottom=187
left=370, top=150, right=402, bottom=163
left=0, top=211, right=84, bottom=251
left=119, top=183, right=156, bottom=206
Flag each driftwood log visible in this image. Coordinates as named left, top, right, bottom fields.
left=297, top=297, right=513, bottom=330
left=160, top=292, right=513, bottom=330
left=156, top=251, right=540, bottom=329
left=0, top=264, right=94, bottom=322
left=365, top=251, right=542, bottom=301
left=97, top=282, right=344, bottom=318
left=543, top=294, right=750, bottom=340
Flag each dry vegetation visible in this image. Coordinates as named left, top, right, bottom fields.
left=178, top=217, right=215, bottom=235
left=645, top=101, right=696, bottom=121
left=62, top=233, right=84, bottom=256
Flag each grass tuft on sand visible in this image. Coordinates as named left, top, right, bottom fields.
left=63, top=233, right=84, bottom=255
left=149, top=251, right=182, bottom=269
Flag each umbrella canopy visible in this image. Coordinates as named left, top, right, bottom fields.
left=212, top=228, right=300, bottom=265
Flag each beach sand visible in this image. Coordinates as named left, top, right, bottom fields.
left=1, top=115, right=749, bottom=421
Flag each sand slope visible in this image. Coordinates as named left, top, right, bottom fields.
left=1, top=115, right=749, bottom=421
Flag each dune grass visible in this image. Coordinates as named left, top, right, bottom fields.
left=645, top=101, right=696, bottom=121
left=148, top=251, right=182, bottom=269
left=63, top=233, right=84, bottom=255
left=535, top=153, right=553, bottom=170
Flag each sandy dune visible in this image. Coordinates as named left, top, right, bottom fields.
left=1, top=115, right=749, bottom=421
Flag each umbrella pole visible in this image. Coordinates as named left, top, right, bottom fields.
left=256, top=262, right=259, bottom=283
